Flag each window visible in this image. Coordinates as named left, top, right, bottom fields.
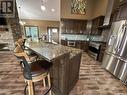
left=25, top=26, right=39, bottom=42
left=47, top=27, right=59, bottom=43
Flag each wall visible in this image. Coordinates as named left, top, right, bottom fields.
left=92, top=0, right=108, bottom=19
left=21, top=19, right=60, bottom=37
left=61, top=0, right=108, bottom=20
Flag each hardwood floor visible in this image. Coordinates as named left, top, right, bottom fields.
left=0, top=51, right=127, bottom=95
left=70, top=53, right=127, bottom=95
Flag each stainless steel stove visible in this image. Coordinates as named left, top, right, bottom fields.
left=88, top=42, right=101, bottom=60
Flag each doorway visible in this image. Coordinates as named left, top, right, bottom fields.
left=25, top=26, right=39, bottom=42
left=47, top=27, right=59, bottom=43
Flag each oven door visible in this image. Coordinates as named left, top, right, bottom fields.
left=88, top=45, right=100, bottom=60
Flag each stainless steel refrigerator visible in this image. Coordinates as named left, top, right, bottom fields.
left=101, top=20, right=127, bottom=84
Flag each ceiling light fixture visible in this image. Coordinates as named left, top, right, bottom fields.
left=41, top=5, right=46, bottom=11
left=51, top=8, right=55, bottom=12
left=41, top=0, right=46, bottom=11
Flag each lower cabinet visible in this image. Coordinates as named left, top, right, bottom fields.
left=61, top=40, right=67, bottom=46
left=51, top=52, right=82, bottom=95
left=61, top=40, right=89, bottom=52
left=98, top=43, right=106, bottom=62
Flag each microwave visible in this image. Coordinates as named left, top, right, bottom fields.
left=67, top=41, right=75, bottom=47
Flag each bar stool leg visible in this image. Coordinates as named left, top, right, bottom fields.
left=47, top=73, right=52, bottom=95
left=42, top=78, right=46, bottom=87
left=27, top=80, right=34, bottom=95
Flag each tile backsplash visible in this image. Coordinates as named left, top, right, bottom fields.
left=61, top=34, right=104, bottom=42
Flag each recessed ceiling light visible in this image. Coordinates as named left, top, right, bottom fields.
left=51, top=8, right=55, bottom=12
left=41, top=5, right=46, bottom=11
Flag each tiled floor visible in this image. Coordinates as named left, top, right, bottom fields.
left=0, top=51, right=127, bottom=95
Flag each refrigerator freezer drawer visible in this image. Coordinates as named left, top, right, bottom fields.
left=118, top=62, right=127, bottom=84
left=101, top=53, right=119, bottom=74
left=102, top=52, right=127, bottom=84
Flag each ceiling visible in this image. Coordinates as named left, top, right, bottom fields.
left=16, top=0, right=60, bottom=21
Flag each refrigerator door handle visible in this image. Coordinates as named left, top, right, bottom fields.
left=116, top=24, right=126, bottom=52
left=108, top=35, right=116, bottom=46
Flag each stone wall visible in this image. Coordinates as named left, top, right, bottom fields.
left=0, top=2, right=22, bottom=50
left=7, top=2, right=22, bottom=42
left=0, top=25, right=14, bottom=50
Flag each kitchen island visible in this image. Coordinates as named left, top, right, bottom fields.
left=25, top=41, right=82, bottom=95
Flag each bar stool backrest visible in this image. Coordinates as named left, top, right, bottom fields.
left=15, top=55, right=32, bottom=80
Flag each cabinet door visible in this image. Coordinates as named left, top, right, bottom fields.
left=61, top=19, right=87, bottom=34
left=75, top=41, right=89, bottom=51
left=81, top=41, right=89, bottom=52
left=61, top=22, right=65, bottom=34
left=91, top=16, right=104, bottom=35
left=66, top=20, right=70, bottom=33
left=61, top=21, right=66, bottom=34
left=75, top=41, right=81, bottom=49
left=91, top=19, right=97, bottom=35
left=61, top=40, right=67, bottom=46
left=77, top=21, right=81, bottom=34
left=119, top=0, right=127, bottom=3
left=69, top=20, right=74, bottom=34
left=73, top=20, right=78, bottom=34
left=79, top=21, right=87, bottom=34
left=117, top=2, right=127, bottom=20
left=51, top=53, right=70, bottom=95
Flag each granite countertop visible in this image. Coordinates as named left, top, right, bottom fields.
left=25, top=41, right=82, bottom=61
left=64, top=46, right=83, bottom=58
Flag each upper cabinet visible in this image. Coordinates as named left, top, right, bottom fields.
left=91, top=16, right=104, bottom=35
left=119, top=0, right=127, bottom=4
left=117, top=0, right=127, bottom=20
left=61, top=19, right=87, bottom=34
left=111, top=0, right=127, bottom=21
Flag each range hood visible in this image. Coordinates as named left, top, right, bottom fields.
left=100, top=0, right=115, bottom=28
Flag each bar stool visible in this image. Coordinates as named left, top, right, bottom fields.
left=15, top=56, right=52, bottom=95
left=15, top=38, right=38, bottom=61
left=22, top=39, right=38, bottom=57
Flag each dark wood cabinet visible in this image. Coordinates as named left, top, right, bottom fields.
left=75, top=41, right=81, bottom=49
left=73, top=20, right=78, bottom=34
left=117, top=0, right=127, bottom=20
left=111, top=0, right=127, bottom=21
left=61, top=19, right=87, bottom=34
left=91, top=16, right=104, bottom=35
left=61, top=40, right=67, bottom=46
left=81, top=41, right=89, bottom=52
left=61, top=40, right=88, bottom=52
left=119, top=0, right=127, bottom=5
left=110, top=0, right=120, bottom=22
left=75, top=41, right=88, bottom=52
left=51, top=52, right=82, bottom=95
left=98, top=43, right=106, bottom=62
left=61, top=20, right=66, bottom=33
left=110, top=8, right=119, bottom=22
